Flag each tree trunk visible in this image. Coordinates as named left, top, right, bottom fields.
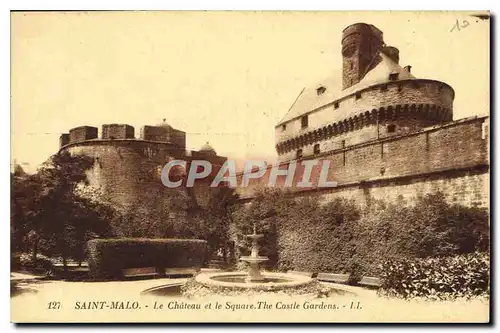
left=62, top=255, right=68, bottom=273
left=31, top=238, right=38, bottom=263
left=223, top=246, right=227, bottom=264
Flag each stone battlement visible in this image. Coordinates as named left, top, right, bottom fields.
left=59, top=122, right=187, bottom=150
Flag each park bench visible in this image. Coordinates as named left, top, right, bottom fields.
left=359, top=276, right=382, bottom=288
left=122, top=267, right=160, bottom=279
left=164, top=268, right=198, bottom=278
left=317, top=273, right=350, bottom=284
left=287, top=270, right=316, bottom=278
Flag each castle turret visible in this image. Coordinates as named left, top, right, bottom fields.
left=342, top=23, right=384, bottom=89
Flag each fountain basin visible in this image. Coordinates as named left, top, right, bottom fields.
left=195, top=271, right=313, bottom=291
left=240, top=256, right=269, bottom=263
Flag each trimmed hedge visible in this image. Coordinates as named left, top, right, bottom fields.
left=87, top=238, right=208, bottom=280
left=379, top=252, right=490, bottom=300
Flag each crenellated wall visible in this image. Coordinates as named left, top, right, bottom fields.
left=59, top=122, right=227, bottom=228
left=275, top=79, right=454, bottom=161
left=64, top=140, right=185, bottom=210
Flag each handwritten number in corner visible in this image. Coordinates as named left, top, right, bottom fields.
left=450, top=19, right=471, bottom=33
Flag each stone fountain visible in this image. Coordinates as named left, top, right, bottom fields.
left=187, top=225, right=314, bottom=291
left=142, top=225, right=342, bottom=297
left=239, top=224, right=269, bottom=282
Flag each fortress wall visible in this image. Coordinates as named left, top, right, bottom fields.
left=309, top=168, right=489, bottom=208
left=275, top=80, right=454, bottom=144
left=65, top=141, right=182, bottom=211
left=237, top=116, right=489, bottom=208
left=281, top=115, right=443, bottom=162
left=63, top=139, right=228, bottom=228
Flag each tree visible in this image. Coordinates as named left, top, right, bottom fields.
left=11, top=151, right=115, bottom=271
left=231, top=187, right=291, bottom=268
left=11, top=172, right=43, bottom=254
left=174, top=186, right=240, bottom=264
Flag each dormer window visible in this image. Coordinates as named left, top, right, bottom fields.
left=301, top=115, right=308, bottom=129
left=281, top=124, right=286, bottom=131
left=355, top=92, right=362, bottom=100
left=381, top=84, right=388, bottom=92
left=314, top=144, right=320, bottom=155
left=334, top=102, right=339, bottom=109
left=389, top=72, right=399, bottom=81
left=387, top=124, right=396, bottom=133
left=316, top=86, right=326, bottom=96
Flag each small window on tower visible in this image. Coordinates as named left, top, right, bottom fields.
left=389, top=72, right=399, bottom=81
left=316, top=86, right=326, bottom=96
left=387, top=124, right=396, bottom=133
left=296, top=149, right=303, bottom=159
left=350, top=62, right=354, bottom=70
left=301, top=115, right=308, bottom=129
left=314, top=144, right=320, bottom=155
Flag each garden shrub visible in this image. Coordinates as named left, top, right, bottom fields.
left=231, top=188, right=290, bottom=268
left=355, top=193, right=490, bottom=276
left=232, top=190, right=489, bottom=281
left=87, top=238, right=208, bottom=280
left=17, top=252, right=55, bottom=275
left=379, top=252, right=490, bottom=300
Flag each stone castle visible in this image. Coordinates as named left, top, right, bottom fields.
left=236, top=22, right=489, bottom=208
left=59, top=121, right=227, bottom=213
left=59, top=22, right=489, bottom=213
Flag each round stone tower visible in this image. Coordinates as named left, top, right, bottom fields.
left=58, top=123, right=227, bottom=230
left=274, top=22, right=455, bottom=162
left=341, top=23, right=384, bottom=89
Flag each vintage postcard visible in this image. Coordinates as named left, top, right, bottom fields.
left=10, top=11, right=490, bottom=323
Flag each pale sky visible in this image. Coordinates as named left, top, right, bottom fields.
left=11, top=11, right=489, bottom=173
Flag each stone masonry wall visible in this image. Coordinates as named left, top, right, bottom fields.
left=65, top=140, right=184, bottom=211
left=63, top=138, right=228, bottom=227
left=238, top=116, right=489, bottom=208
left=275, top=79, right=454, bottom=146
